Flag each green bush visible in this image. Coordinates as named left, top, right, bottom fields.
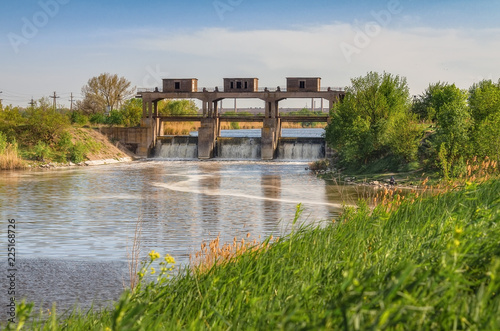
left=24, top=108, right=70, bottom=145
left=89, top=113, right=107, bottom=125
left=33, top=141, right=52, bottom=161
left=70, top=112, right=89, bottom=126
left=0, top=132, right=7, bottom=154
left=106, top=109, right=124, bottom=126
left=69, top=142, right=87, bottom=163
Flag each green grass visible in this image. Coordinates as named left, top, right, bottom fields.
left=6, top=180, right=500, bottom=330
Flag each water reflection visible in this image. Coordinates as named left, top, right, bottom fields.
left=262, top=174, right=281, bottom=232
left=0, top=160, right=376, bottom=317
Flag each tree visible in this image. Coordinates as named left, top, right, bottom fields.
left=325, top=72, right=419, bottom=167
left=418, top=83, right=471, bottom=177
left=158, top=99, right=198, bottom=115
left=468, top=79, right=500, bottom=161
left=24, top=97, right=71, bottom=145
left=80, top=73, right=135, bottom=114
left=120, top=98, right=143, bottom=127
left=412, top=82, right=446, bottom=121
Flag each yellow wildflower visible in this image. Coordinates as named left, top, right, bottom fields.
left=165, top=254, right=176, bottom=264
left=151, top=267, right=156, bottom=274
left=149, top=250, right=160, bottom=261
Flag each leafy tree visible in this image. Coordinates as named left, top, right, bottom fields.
left=468, top=79, right=500, bottom=160
left=325, top=72, right=418, bottom=167
left=24, top=98, right=70, bottom=145
left=80, top=73, right=135, bottom=114
left=412, top=82, right=448, bottom=121
left=420, top=83, right=471, bottom=176
left=120, top=98, right=143, bottom=127
left=0, top=105, right=25, bottom=141
left=158, top=100, right=198, bottom=115
left=469, top=79, right=500, bottom=123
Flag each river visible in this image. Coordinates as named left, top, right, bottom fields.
left=0, top=129, right=371, bottom=319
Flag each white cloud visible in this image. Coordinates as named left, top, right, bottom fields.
left=2, top=23, right=499, bottom=107
left=127, top=24, right=500, bottom=94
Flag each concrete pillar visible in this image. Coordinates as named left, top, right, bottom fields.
left=198, top=118, right=217, bottom=159
left=208, top=101, right=214, bottom=118
left=265, top=101, right=271, bottom=118
left=142, top=99, right=147, bottom=118
left=261, top=118, right=278, bottom=160
left=213, top=100, right=219, bottom=117
left=202, top=100, right=208, bottom=117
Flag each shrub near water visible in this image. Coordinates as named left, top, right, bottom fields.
left=0, top=132, right=26, bottom=170
left=10, top=180, right=500, bottom=330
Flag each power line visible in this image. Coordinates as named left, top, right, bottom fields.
left=50, top=91, right=59, bottom=111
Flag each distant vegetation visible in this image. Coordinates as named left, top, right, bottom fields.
left=282, top=108, right=327, bottom=128
left=0, top=99, right=108, bottom=168
left=0, top=73, right=143, bottom=168
left=325, top=72, right=500, bottom=179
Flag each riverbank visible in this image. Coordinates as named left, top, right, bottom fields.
left=7, top=178, right=499, bottom=330
left=1, top=127, right=137, bottom=171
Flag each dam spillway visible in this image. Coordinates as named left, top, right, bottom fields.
left=155, top=134, right=326, bottom=160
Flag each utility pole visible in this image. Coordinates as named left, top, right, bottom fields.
left=29, top=98, right=35, bottom=109
left=69, top=92, right=75, bottom=113
left=50, top=91, right=59, bottom=111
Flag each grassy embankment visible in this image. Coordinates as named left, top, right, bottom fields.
left=8, top=177, right=500, bottom=330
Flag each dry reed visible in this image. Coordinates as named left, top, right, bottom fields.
left=163, top=123, right=199, bottom=135
left=0, top=143, right=26, bottom=170
left=127, top=217, right=143, bottom=291
left=190, top=233, right=279, bottom=273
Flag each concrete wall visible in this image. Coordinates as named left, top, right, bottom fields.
left=286, top=77, right=321, bottom=92
left=99, top=126, right=150, bottom=156
left=223, top=78, right=258, bottom=92
left=162, top=79, right=198, bottom=92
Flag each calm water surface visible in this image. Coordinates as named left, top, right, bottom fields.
left=0, top=129, right=370, bottom=318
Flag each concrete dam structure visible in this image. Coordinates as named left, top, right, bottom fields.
left=106, top=77, right=345, bottom=160
left=153, top=136, right=327, bottom=160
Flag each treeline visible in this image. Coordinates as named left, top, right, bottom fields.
left=325, top=72, right=500, bottom=178
left=72, top=99, right=198, bottom=127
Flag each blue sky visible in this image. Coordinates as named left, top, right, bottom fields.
left=1, top=0, right=500, bottom=108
